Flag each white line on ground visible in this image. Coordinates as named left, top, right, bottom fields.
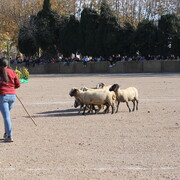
left=0, top=166, right=179, bottom=172
left=142, top=98, right=180, bottom=101
left=15, top=97, right=180, bottom=106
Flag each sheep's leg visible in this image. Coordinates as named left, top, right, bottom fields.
left=78, top=108, right=81, bottom=114
left=132, top=100, right=135, bottom=111
left=82, top=106, right=87, bottom=115
left=90, top=105, right=95, bottom=113
left=106, top=106, right=110, bottom=113
left=136, top=100, right=139, bottom=110
left=116, top=101, right=120, bottom=113
left=88, top=105, right=96, bottom=113
left=126, top=102, right=131, bottom=112
left=92, top=105, right=97, bottom=113
left=88, top=105, right=94, bottom=113
left=87, top=105, right=92, bottom=113
left=98, top=105, right=102, bottom=112
left=104, top=105, right=109, bottom=113
left=78, top=105, right=83, bottom=114
left=95, top=105, right=101, bottom=114
left=111, top=105, right=114, bottom=114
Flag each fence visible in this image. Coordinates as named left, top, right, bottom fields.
left=11, top=60, right=180, bottom=74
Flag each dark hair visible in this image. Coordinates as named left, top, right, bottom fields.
left=0, top=58, right=9, bottom=83
left=0, top=58, right=8, bottom=67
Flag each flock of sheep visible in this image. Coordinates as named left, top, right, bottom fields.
left=69, top=83, right=139, bottom=115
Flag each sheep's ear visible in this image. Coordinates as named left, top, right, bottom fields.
left=74, top=89, right=78, bottom=94
left=114, top=84, right=119, bottom=89
left=101, top=83, right=105, bottom=88
left=110, top=84, right=119, bottom=91
left=109, top=85, right=114, bottom=91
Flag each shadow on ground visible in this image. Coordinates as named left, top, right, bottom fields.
left=32, top=108, right=101, bottom=118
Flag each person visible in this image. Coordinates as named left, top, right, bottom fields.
left=0, top=58, right=20, bottom=142
left=108, top=56, right=113, bottom=67
left=82, top=56, right=89, bottom=67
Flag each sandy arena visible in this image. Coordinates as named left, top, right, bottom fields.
left=0, top=73, right=180, bottom=180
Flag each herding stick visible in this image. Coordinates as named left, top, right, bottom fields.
left=16, top=95, right=37, bottom=126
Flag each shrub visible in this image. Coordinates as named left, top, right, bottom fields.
left=15, top=67, right=29, bottom=80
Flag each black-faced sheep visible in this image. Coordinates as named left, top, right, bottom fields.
left=72, top=88, right=100, bottom=114
left=109, top=84, right=139, bottom=113
left=69, top=88, right=116, bottom=114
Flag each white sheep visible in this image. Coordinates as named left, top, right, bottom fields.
left=109, top=84, right=139, bottom=113
left=95, top=82, right=118, bottom=112
left=80, top=85, right=108, bottom=113
left=96, top=83, right=112, bottom=90
left=69, top=88, right=116, bottom=114
left=82, top=85, right=103, bottom=113
left=82, top=84, right=117, bottom=113
left=71, top=87, right=99, bottom=114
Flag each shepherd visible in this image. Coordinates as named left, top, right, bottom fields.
left=0, top=58, right=20, bottom=142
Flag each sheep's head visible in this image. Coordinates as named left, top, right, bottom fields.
left=109, top=84, right=119, bottom=92
left=69, top=88, right=79, bottom=97
left=69, top=88, right=75, bottom=96
left=80, top=87, right=88, bottom=91
left=96, top=82, right=105, bottom=89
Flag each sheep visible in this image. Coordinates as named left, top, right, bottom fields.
left=70, top=88, right=98, bottom=114
left=96, top=82, right=112, bottom=91
left=81, top=83, right=107, bottom=91
left=69, top=88, right=116, bottom=114
left=70, top=88, right=97, bottom=114
left=70, top=83, right=117, bottom=114
left=79, top=86, right=105, bottom=113
left=109, top=84, right=139, bottom=113
left=96, top=82, right=106, bottom=89
left=95, top=82, right=118, bottom=112
left=82, top=83, right=117, bottom=113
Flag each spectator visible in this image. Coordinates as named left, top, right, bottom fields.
left=82, top=56, right=89, bottom=67
left=112, top=55, right=116, bottom=66
left=108, top=56, right=113, bottom=67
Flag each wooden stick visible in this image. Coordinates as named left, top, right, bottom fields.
left=16, top=95, right=37, bottom=126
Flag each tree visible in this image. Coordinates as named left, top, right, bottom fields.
left=136, top=19, right=158, bottom=57
left=0, top=0, right=43, bottom=43
left=79, top=7, right=100, bottom=56
left=56, top=15, right=69, bottom=56
left=158, top=14, right=180, bottom=57
left=0, top=33, right=11, bottom=53
left=18, top=16, right=38, bottom=57
left=35, top=0, right=60, bottom=59
left=56, top=15, right=80, bottom=57
left=118, top=22, right=136, bottom=56
left=171, top=25, right=180, bottom=57
left=96, top=0, right=120, bottom=57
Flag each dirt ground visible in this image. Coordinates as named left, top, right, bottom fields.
left=0, top=73, right=180, bottom=180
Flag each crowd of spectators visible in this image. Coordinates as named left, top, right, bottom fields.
left=9, top=54, right=179, bottom=68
